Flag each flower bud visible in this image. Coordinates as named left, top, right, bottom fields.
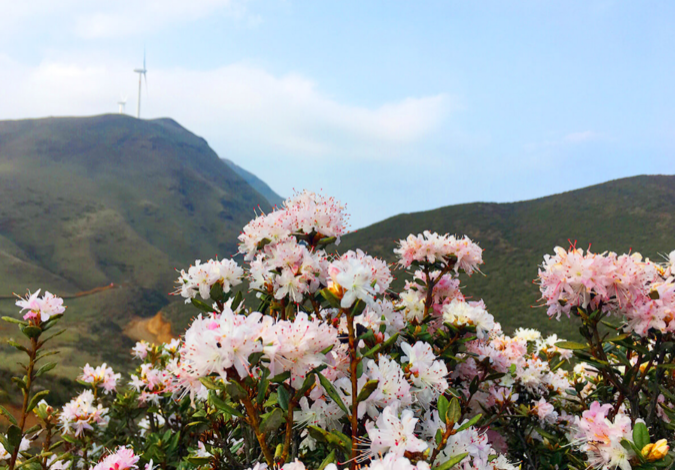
left=642, top=439, right=669, bottom=461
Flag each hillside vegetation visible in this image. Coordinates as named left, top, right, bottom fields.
left=0, top=115, right=270, bottom=394
left=340, top=175, right=675, bottom=339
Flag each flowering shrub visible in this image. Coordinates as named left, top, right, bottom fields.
left=1, top=191, right=675, bottom=470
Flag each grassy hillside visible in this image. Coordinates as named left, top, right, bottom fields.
left=0, top=115, right=270, bottom=394
left=339, top=175, right=675, bottom=339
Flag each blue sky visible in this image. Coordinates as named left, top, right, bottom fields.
left=1, top=1, right=674, bottom=227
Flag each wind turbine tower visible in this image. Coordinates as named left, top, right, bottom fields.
left=117, top=96, right=127, bottom=114
left=133, top=52, right=147, bottom=118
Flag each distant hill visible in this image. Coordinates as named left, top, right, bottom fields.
left=223, top=159, right=284, bottom=207
left=0, top=115, right=271, bottom=391
left=339, top=175, right=675, bottom=339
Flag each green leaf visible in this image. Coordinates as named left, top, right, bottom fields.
left=208, top=392, right=243, bottom=418
left=24, top=424, right=41, bottom=435
left=35, top=362, right=57, bottom=378
left=226, top=380, right=247, bottom=400
left=307, top=426, right=351, bottom=454
left=356, top=380, right=379, bottom=403
left=199, top=377, right=220, bottom=390
left=231, top=290, right=244, bottom=311
left=7, top=424, right=22, bottom=448
left=27, top=390, right=50, bottom=414
left=456, top=413, right=482, bottom=433
left=606, top=334, right=631, bottom=343
left=39, top=329, right=66, bottom=345
left=12, top=377, right=27, bottom=391
left=555, top=341, right=589, bottom=350
left=187, top=457, right=211, bottom=466
left=294, top=373, right=316, bottom=400
left=437, top=395, right=449, bottom=422
left=316, top=372, right=349, bottom=414
left=535, top=427, right=557, bottom=441
left=363, top=343, right=382, bottom=358
left=257, top=377, right=269, bottom=405
left=2, top=316, right=27, bottom=326
left=351, top=300, right=366, bottom=316
left=633, top=421, right=650, bottom=450
left=0, top=404, right=17, bottom=425
left=277, top=386, right=290, bottom=411
left=317, top=450, right=336, bottom=470
left=320, top=289, right=342, bottom=309
left=381, top=333, right=399, bottom=351
left=621, top=438, right=646, bottom=463
left=209, top=282, right=224, bottom=302
left=7, top=340, right=29, bottom=353
left=21, top=326, right=42, bottom=339
left=435, top=452, right=469, bottom=470
left=271, top=371, right=291, bottom=384
left=190, top=298, right=214, bottom=312
left=260, top=408, right=285, bottom=433
left=447, top=397, right=461, bottom=424
left=316, top=236, right=337, bottom=248
left=35, top=350, right=60, bottom=362
left=39, top=313, right=63, bottom=331
left=248, top=352, right=265, bottom=367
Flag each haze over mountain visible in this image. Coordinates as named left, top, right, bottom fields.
left=223, top=159, right=283, bottom=207
left=340, top=175, right=675, bottom=339
left=0, top=114, right=271, bottom=390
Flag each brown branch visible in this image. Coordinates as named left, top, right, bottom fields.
left=8, top=337, right=38, bottom=470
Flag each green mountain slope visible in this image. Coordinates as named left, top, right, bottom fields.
left=340, top=175, right=675, bottom=339
left=0, top=115, right=271, bottom=390
left=223, top=159, right=284, bottom=207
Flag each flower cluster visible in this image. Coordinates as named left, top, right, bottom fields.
left=80, top=363, right=121, bottom=394
left=328, top=250, right=392, bottom=308
left=249, top=238, right=328, bottom=302
left=572, top=402, right=635, bottom=470
left=90, top=447, right=139, bottom=470
left=176, top=258, right=244, bottom=303
left=539, top=245, right=675, bottom=336
left=15, top=289, right=65, bottom=322
left=395, top=231, right=483, bottom=274
left=6, top=191, right=674, bottom=470
left=60, top=390, right=109, bottom=437
left=238, top=191, right=347, bottom=260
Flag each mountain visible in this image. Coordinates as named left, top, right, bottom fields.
left=223, top=159, right=284, bottom=207
left=0, top=114, right=271, bottom=395
left=339, top=175, right=675, bottom=339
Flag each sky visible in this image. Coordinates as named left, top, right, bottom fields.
left=1, top=1, right=674, bottom=228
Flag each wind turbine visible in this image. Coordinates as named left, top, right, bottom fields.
left=133, top=51, right=148, bottom=118
left=117, top=95, right=127, bottom=114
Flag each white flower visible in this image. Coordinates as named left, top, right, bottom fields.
left=367, top=406, right=428, bottom=458
left=513, top=328, right=541, bottom=342
left=442, top=299, right=495, bottom=339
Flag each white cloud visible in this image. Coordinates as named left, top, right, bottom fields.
left=0, top=56, right=450, bottom=161
left=0, top=0, right=256, bottom=38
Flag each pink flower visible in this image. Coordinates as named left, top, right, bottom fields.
left=80, top=363, right=121, bottom=394
left=90, top=447, right=139, bottom=470
left=395, top=231, right=483, bottom=275
left=15, top=289, right=65, bottom=322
